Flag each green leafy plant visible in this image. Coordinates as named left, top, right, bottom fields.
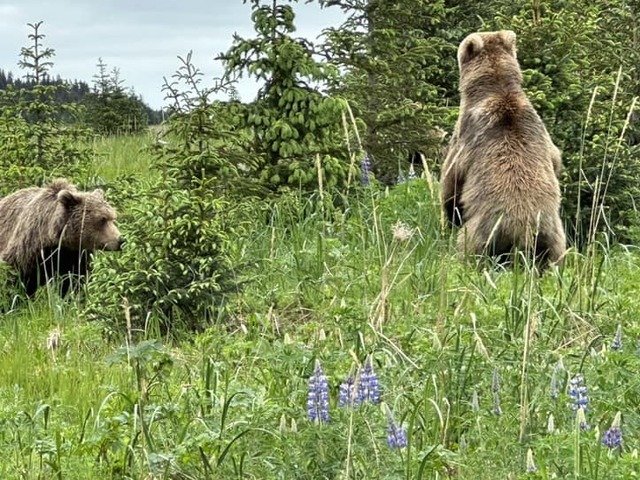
left=84, top=58, right=256, bottom=334
left=219, top=0, right=352, bottom=193
left=86, top=58, right=149, bottom=135
left=0, top=21, right=91, bottom=194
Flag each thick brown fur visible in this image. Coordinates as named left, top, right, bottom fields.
left=0, top=179, right=123, bottom=295
left=441, top=30, right=566, bottom=266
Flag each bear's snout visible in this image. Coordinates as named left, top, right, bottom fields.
left=117, top=236, right=125, bottom=249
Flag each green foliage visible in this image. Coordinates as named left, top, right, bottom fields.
left=85, top=61, right=256, bottom=333
left=320, top=0, right=455, bottom=182
left=219, top=0, right=353, bottom=192
left=0, top=22, right=92, bottom=194
left=85, top=58, right=149, bottom=135
left=84, top=175, right=247, bottom=333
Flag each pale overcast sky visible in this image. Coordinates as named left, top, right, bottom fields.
left=0, top=0, right=346, bottom=109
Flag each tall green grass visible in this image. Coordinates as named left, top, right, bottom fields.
left=0, top=130, right=639, bottom=478
left=88, top=132, right=158, bottom=181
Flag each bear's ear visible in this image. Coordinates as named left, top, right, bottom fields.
left=501, top=30, right=517, bottom=57
left=458, top=34, right=484, bottom=66
left=92, top=188, right=105, bottom=201
left=57, top=189, right=81, bottom=208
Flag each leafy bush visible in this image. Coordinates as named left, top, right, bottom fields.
left=219, top=0, right=353, bottom=193
left=84, top=174, right=249, bottom=333
left=84, top=61, right=258, bottom=334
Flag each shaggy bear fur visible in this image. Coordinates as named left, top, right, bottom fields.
left=0, top=179, right=123, bottom=295
left=441, top=30, right=566, bottom=266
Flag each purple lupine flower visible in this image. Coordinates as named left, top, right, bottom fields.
left=387, top=420, right=408, bottom=448
left=360, top=153, right=372, bottom=186
left=567, top=373, right=589, bottom=412
left=356, top=357, right=380, bottom=405
left=602, top=412, right=623, bottom=449
left=307, top=360, right=330, bottom=423
left=338, top=376, right=356, bottom=408
left=602, top=426, right=622, bottom=449
left=384, top=404, right=407, bottom=448
left=611, top=324, right=623, bottom=351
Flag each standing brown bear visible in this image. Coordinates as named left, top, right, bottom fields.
left=441, top=30, right=566, bottom=266
left=0, top=179, right=124, bottom=295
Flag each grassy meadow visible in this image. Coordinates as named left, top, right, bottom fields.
left=0, top=133, right=639, bottom=479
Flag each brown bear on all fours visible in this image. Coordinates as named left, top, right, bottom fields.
left=440, top=30, right=566, bottom=266
left=0, top=179, right=124, bottom=296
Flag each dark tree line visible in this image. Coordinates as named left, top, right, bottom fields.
left=0, top=68, right=163, bottom=128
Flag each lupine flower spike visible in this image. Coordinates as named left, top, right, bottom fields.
left=356, top=356, right=380, bottom=405
left=611, top=324, right=623, bottom=351
left=547, top=413, right=556, bottom=434
left=471, top=390, right=480, bottom=412
left=567, top=373, right=589, bottom=412
left=307, top=359, right=330, bottom=423
left=526, top=448, right=538, bottom=474
left=408, top=164, right=417, bottom=180
left=491, top=367, right=502, bottom=416
left=338, top=374, right=357, bottom=408
left=576, top=407, right=590, bottom=431
left=492, top=392, right=502, bottom=416
left=602, top=411, right=623, bottom=450
left=360, top=153, right=372, bottom=186
left=384, top=404, right=408, bottom=449
left=550, top=358, right=564, bottom=400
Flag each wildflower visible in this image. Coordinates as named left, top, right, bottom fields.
left=567, top=373, right=589, bottom=412
left=547, top=413, right=556, bottom=434
left=576, top=407, right=590, bottom=431
left=356, top=357, right=380, bottom=405
left=471, top=390, right=480, bottom=412
left=492, top=367, right=500, bottom=393
left=491, top=367, right=502, bottom=416
left=611, top=324, right=623, bottom=351
left=307, top=360, right=330, bottom=423
left=492, top=392, right=502, bottom=416
left=526, top=448, right=537, bottom=473
left=360, top=153, right=372, bottom=186
left=384, top=405, right=408, bottom=449
left=392, top=221, right=413, bottom=242
left=602, top=412, right=623, bottom=450
left=338, top=376, right=356, bottom=408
